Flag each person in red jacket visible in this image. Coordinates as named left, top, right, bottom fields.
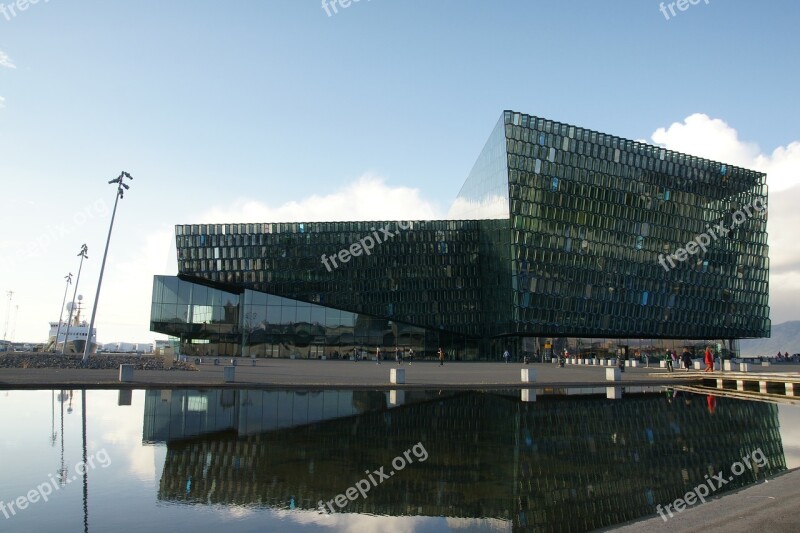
left=704, top=346, right=714, bottom=372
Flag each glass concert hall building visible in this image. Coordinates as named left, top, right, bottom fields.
left=150, top=110, right=770, bottom=360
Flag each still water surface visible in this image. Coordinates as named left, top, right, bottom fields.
left=0, top=389, right=797, bottom=532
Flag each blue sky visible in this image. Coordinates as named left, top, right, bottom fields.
left=1, top=0, right=799, bottom=343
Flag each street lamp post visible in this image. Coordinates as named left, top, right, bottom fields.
left=53, top=274, right=72, bottom=352
left=82, top=172, right=133, bottom=364
left=62, top=244, right=88, bottom=355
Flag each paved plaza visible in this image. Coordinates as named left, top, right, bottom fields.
left=2, top=358, right=797, bottom=390
left=610, top=468, right=800, bottom=532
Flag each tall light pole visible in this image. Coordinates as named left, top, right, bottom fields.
left=2, top=290, right=13, bottom=349
left=82, top=172, right=133, bottom=364
left=53, top=277, right=71, bottom=352
left=81, top=389, right=89, bottom=533
left=10, top=304, right=18, bottom=342
left=62, top=244, right=88, bottom=355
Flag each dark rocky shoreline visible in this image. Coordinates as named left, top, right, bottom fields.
left=0, top=352, right=197, bottom=371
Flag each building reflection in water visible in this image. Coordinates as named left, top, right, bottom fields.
left=143, top=389, right=787, bottom=530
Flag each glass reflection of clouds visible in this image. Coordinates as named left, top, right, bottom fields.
left=448, top=115, right=510, bottom=221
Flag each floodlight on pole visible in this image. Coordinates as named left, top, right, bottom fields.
left=53, top=274, right=72, bottom=352
left=82, top=172, right=133, bottom=364
left=62, top=244, right=88, bottom=355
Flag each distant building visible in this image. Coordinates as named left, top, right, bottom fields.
left=150, top=110, right=769, bottom=359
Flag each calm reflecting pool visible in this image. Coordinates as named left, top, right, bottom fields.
left=0, top=389, right=796, bottom=532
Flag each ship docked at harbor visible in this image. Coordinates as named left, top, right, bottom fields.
left=47, top=299, right=97, bottom=353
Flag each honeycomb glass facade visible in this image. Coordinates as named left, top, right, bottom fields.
left=151, top=110, right=769, bottom=358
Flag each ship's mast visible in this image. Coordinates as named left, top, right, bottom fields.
left=2, top=291, right=13, bottom=346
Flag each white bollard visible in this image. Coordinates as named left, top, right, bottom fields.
left=660, top=361, right=667, bottom=368
left=119, top=364, right=134, bottom=383
left=224, top=366, right=235, bottom=383
left=521, top=389, right=536, bottom=402
left=631, top=360, right=639, bottom=368
left=521, top=368, right=536, bottom=383
left=762, top=361, right=771, bottom=367
left=390, top=368, right=405, bottom=384
left=739, top=363, right=751, bottom=372
left=693, top=361, right=702, bottom=370
left=723, top=360, right=733, bottom=371
left=389, top=390, right=405, bottom=406
left=551, top=357, right=557, bottom=364
left=606, top=386, right=622, bottom=399
left=606, top=368, right=621, bottom=381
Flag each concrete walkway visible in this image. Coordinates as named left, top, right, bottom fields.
left=0, top=358, right=719, bottom=390
left=2, top=359, right=796, bottom=390
left=608, top=468, right=800, bottom=532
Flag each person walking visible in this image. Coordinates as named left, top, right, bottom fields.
left=503, top=349, right=510, bottom=363
left=664, top=350, right=673, bottom=372
left=438, top=347, right=445, bottom=366
left=703, top=346, right=714, bottom=373
left=681, top=348, right=692, bottom=371
left=376, top=346, right=381, bottom=365
left=395, top=347, right=402, bottom=365
left=407, top=348, right=414, bottom=365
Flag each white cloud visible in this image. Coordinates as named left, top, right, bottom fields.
left=651, top=113, right=799, bottom=192
left=447, top=194, right=508, bottom=220
left=0, top=50, right=15, bottom=69
left=1, top=51, right=16, bottom=109
left=97, top=226, right=176, bottom=344
left=200, top=173, right=442, bottom=223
